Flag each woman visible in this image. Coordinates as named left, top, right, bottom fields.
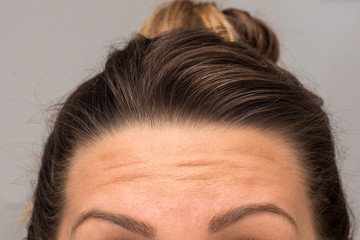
left=26, top=1, right=353, bottom=239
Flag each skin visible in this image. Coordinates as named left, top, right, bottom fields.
left=58, top=123, right=319, bottom=240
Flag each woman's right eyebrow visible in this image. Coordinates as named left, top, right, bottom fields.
left=71, top=209, right=157, bottom=239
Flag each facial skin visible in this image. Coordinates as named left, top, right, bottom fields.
left=58, top=124, right=319, bottom=240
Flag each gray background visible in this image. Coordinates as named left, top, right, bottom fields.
left=1, top=0, right=359, bottom=239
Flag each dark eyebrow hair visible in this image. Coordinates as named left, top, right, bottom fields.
left=208, top=203, right=298, bottom=233
left=71, top=209, right=156, bottom=239
left=71, top=204, right=297, bottom=238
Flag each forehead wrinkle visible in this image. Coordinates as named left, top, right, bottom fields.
left=94, top=173, right=153, bottom=189
left=176, top=173, right=255, bottom=182
left=93, top=162, right=266, bottom=190
left=174, top=154, right=284, bottom=173
left=176, top=159, right=238, bottom=167
left=95, top=155, right=277, bottom=188
left=102, top=161, right=143, bottom=171
left=175, top=158, right=266, bottom=169
left=175, top=166, right=267, bottom=184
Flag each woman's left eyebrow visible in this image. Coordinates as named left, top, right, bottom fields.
left=208, top=203, right=299, bottom=233
left=71, top=209, right=157, bottom=239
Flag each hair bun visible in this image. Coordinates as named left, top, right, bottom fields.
left=138, top=0, right=280, bottom=63
left=222, top=8, right=280, bottom=63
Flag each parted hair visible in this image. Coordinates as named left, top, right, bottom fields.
left=26, top=1, right=351, bottom=239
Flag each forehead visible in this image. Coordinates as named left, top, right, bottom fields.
left=64, top=124, right=309, bottom=235
left=68, top=124, right=301, bottom=190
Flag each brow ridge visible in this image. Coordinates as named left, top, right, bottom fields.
left=71, top=209, right=156, bottom=238
left=208, top=203, right=298, bottom=233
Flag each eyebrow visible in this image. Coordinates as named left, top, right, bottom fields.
left=71, top=209, right=157, bottom=238
left=71, top=204, right=298, bottom=238
left=208, top=203, right=298, bottom=233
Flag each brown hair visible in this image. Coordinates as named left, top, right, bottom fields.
left=26, top=1, right=352, bottom=239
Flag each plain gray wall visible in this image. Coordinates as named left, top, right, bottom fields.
left=1, top=0, right=359, bottom=239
